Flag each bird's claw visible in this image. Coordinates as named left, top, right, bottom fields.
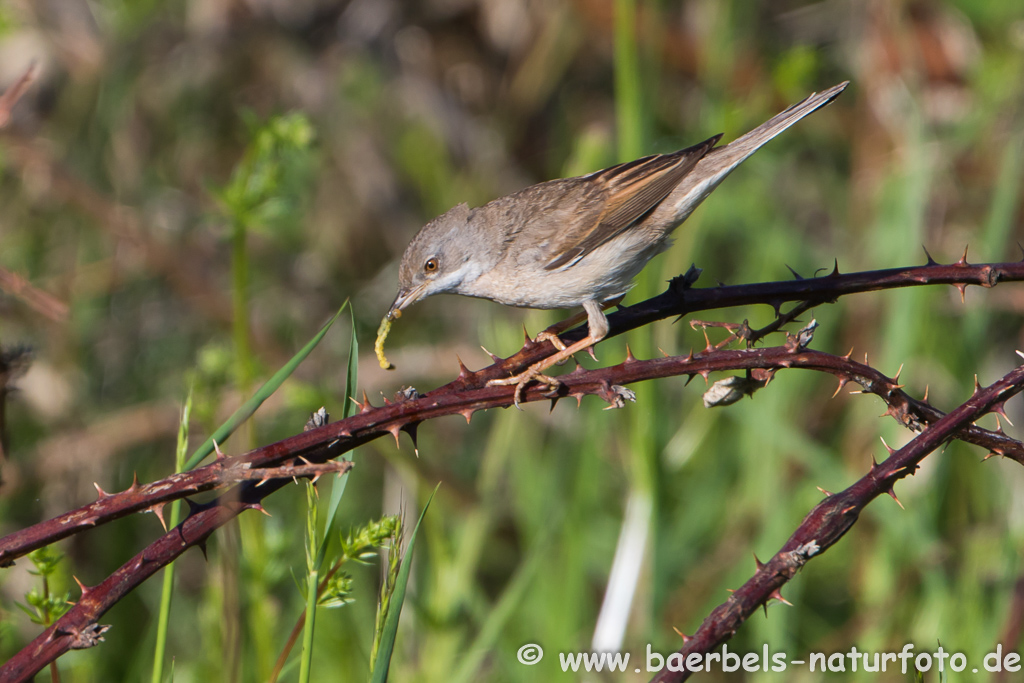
left=535, top=331, right=571, bottom=366
left=487, top=366, right=562, bottom=409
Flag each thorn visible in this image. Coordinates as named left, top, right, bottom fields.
left=955, top=283, right=967, bottom=303
left=549, top=396, right=560, bottom=413
left=973, top=375, right=982, bottom=395
left=246, top=503, right=272, bottom=517
left=523, top=325, right=533, bottom=347
left=658, top=347, right=669, bottom=358
left=886, top=487, right=905, bottom=510
left=380, top=393, right=392, bottom=406
left=149, top=503, right=168, bottom=531
left=361, top=391, right=373, bottom=414
left=401, top=423, right=419, bottom=457
left=1017, top=349, right=1024, bottom=361
left=197, top=540, right=208, bottom=560
left=863, top=352, right=869, bottom=366
left=624, top=344, right=636, bottom=362
left=213, top=439, right=225, bottom=460
left=461, top=408, right=475, bottom=424
left=457, top=356, right=472, bottom=379
left=841, top=348, right=853, bottom=361
left=881, top=404, right=902, bottom=420
left=870, top=453, right=879, bottom=469
left=94, top=483, right=110, bottom=499
left=753, top=554, right=764, bottom=570
left=983, top=451, right=1000, bottom=461
left=768, top=587, right=793, bottom=607
left=922, top=245, right=937, bottom=265
left=184, top=498, right=204, bottom=517
left=73, top=576, right=90, bottom=597
left=785, top=264, right=803, bottom=280
left=587, top=345, right=598, bottom=361
left=992, top=401, right=1014, bottom=426
left=829, top=259, right=840, bottom=277
left=922, top=385, right=930, bottom=403
left=831, top=377, right=848, bottom=398
left=816, top=486, right=833, bottom=497
left=893, top=363, right=904, bottom=383
left=481, top=346, right=500, bottom=362
left=387, top=424, right=401, bottom=449
left=957, top=244, right=969, bottom=265
left=880, top=436, right=895, bottom=454
left=672, top=627, right=693, bottom=644
left=572, top=392, right=584, bottom=408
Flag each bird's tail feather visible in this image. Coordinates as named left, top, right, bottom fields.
left=666, top=81, right=848, bottom=225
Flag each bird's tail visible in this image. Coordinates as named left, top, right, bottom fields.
left=665, top=81, right=849, bottom=225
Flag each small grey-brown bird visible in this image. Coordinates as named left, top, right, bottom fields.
left=383, top=82, right=848, bottom=405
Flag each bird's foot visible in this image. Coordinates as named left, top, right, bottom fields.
left=535, top=331, right=598, bottom=363
left=534, top=330, right=572, bottom=365
left=535, top=330, right=567, bottom=351
left=489, top=333, right=601, bottom=408
left=487, top=364, right=562, bottom=409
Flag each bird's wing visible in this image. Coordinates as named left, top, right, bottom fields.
left=543, top=134, right=722, bottom=271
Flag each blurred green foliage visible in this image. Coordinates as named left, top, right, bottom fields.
left=0, top=1, right=1023, bottom=682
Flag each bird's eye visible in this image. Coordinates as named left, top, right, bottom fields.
left=424, top=257, right=439, bottom=273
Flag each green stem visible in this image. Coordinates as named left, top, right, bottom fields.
left=150, top=500, right=181, bottom=683
left=297, top=568, right=319, bottom=683
left=613, top=0, right=643, bottom=161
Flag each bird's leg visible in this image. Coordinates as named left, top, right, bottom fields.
left=535, top=295, right=623, bottom=357
left=489, top=300, right=610, bottom=407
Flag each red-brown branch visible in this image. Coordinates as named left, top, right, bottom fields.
left=649, top=363, right=1024, bottom=683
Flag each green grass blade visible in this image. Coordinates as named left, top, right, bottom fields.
left=342, top=303, right=360, bottom=420
left=184, top=302, right=347, bottom=470
left=318, top=304, right=360, bottom=564
left=317, top=473, right=348, bottom=569
left=151, top=388, right=193, bottom=683
left=369, top=485, right=439, bottom=683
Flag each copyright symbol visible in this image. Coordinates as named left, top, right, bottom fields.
left=517, top=643, right=543, bottom=665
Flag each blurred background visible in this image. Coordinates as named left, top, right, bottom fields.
left=1, top=0, right=1023, bottom=681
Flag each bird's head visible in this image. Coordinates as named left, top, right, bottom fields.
left=386, top=203, right=483, bottom=320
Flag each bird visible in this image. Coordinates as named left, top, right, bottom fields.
left=381, top=82, right=848, bottom=406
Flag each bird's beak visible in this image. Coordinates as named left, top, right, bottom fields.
left=386, top=283, right=427, bottom=321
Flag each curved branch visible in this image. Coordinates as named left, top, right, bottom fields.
left=649, top=362, right=1024, bottom=683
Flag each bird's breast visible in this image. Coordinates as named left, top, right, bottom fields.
left=460, top=228, right=668, bottom=310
